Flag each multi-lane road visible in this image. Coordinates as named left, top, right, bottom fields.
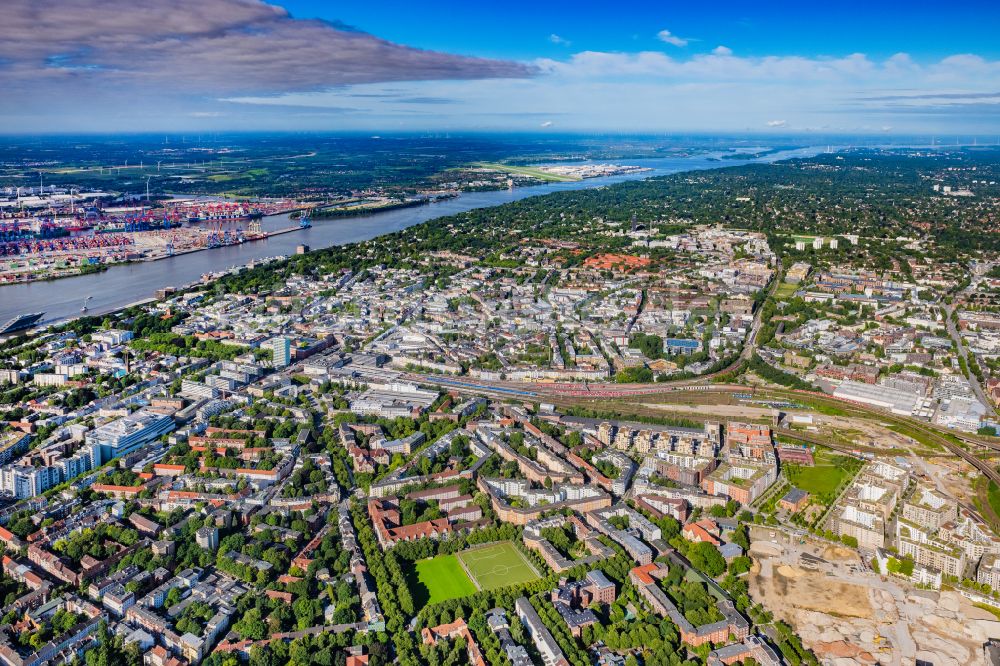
left=944, top=302, right=997, bottom=418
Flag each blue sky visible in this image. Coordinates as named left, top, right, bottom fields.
left=285, top=0, right=1000, bottom=62
left=2, top=0, right=999, bottom=134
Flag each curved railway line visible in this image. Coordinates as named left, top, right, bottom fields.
left=396, top=259, right=1000, bottom=536
left=404, top=263, right=1000, bottom=491
left=776, top=427, right=993, bottom=526
left=408, top=372, right=1000, bottom=489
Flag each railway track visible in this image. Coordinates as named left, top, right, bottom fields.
left=754, top=387, right=1000, bottom=486
left=778, top=425, right=995, bottom=527
left=408, top=347, right=1000, bottom=487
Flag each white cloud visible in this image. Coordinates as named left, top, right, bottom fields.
left=534, top=50, right=893, bottom=81
left=226, top=47, right=1000, bottom=134
left=0, top=0, right=532, bottom=120
left=7, top=3, right=996, bottom=134
left=656, top=30, right=688, bottom=48
left=19, top=14, right=993, bottom=136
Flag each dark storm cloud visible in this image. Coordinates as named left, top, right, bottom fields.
left=0, top=0, right=533, bottom=103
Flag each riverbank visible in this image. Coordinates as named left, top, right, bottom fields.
left=0, top=146, right=832, bottom=327
left=0, top=261, right=109, bottom=285
left=0, top=227, right=270, bottom=286
left=0, top=197, right=457, bottom=286
left=304, top=197, right=431, bottom=220
left=0, top=202, right=311, bottom=286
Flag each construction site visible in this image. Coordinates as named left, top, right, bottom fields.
left=749, top=526, right=1000, bottom=666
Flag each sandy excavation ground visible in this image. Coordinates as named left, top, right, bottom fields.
left=637, top=402, right=781, bottom=420
left=749, top=536, right=1000, bottom=665
left=769, top=561, right=874, bottom=619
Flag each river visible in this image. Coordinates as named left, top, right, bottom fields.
left=0, top=146, right=830, bottom=326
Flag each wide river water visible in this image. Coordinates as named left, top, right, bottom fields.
left=0, top=147, right=829, bottom=325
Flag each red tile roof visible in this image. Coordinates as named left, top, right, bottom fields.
left=631, top=563, right=658, bottom=586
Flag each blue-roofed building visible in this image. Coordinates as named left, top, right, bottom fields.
left=719, top=541, right=744, bottom=560
left=665, top=338, right=700, bottom=355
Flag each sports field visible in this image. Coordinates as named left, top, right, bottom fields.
left=408, top=541, right=541, bottom=608
left=774, top=282, right=798, bottom=299
left=412, top=554, right=478, bottom=606
left=457, top=541, right=541, bottom=591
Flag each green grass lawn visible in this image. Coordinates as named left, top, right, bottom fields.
left=784, top=447, right=863, bottom=501
left=409, top=554, right=478, bottom=607
left=457, top=541, right=541, bottom=591
left=886, top=423, right=944, bottom=451
left=406, top=541, right=541, bottom=609
left=987, top=480, right=1000, bottom=520
left=975, top=602, right=1000, bottom=621
left=785, top=464, right=843, bottom=496
left=774, top=282, right=798, bottom=299
left=683, top=567, right=726, bottom=601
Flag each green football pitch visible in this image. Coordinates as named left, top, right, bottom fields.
left=457, top=541, right=541, bottom=591
left=412, top=554, right=478, bottom=606
left=409, top=541, right=541, bottom=608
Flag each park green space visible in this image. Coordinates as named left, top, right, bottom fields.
left=407, top=541, right=540, bottom=609
left=783, top=446, right=862, bottom=501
